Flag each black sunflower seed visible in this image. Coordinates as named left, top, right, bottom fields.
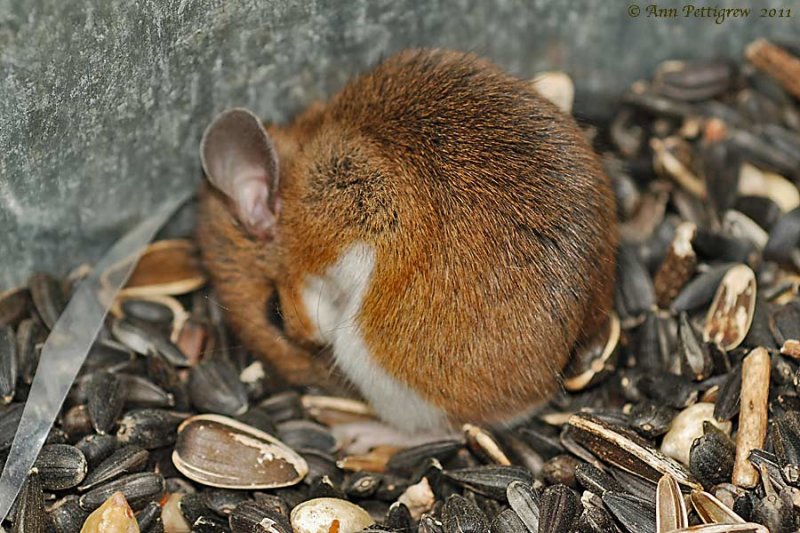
left=116, top=409, right=188, bottom=449
left=74, top=434, right=119, bottom=468
left=28, top=273, right=65, bottom=330
left=229, top=499, right=292, bottom=533
left=12, top=473, right=47, bottom=533
left=85, top=371, right=125, bottom=434
left=16, top=318, right=44, bottom=385
left=78, top=472, right=165, bottom=511
left=33, top=444, right=87, bottom=491
left=505, top=480, right=539, bottom=533
left=136, top=500, right=164, bottom=532
left=0, top=326, right=17, bottom=404
left=538, top=484, right=580, bottom=533
left=48, top=495, right=89, bottom=533
left=189, top=358, right=249, bottom=416
left=489, top=508, right=526, bottom=533
left=78, top=445, right=149, bottom=491
left=689, top=422, right=736, bottom=489
left=441, top=494, right=488, bottom=533
left=388, top=439, right=463, bottom=475
left=602, top=491, right=656, bottom=533
left=443, top=466, right=533, bottom=500
left=0, top=288, right=29, bottom=328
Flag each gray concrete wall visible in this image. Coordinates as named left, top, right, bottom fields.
left=1, top=0, right=798, bottom=289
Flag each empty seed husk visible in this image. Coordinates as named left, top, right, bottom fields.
left=172, top=414, right=308, bottom=489
left=657, top=473, right=687, bottom=532
left=116, top=239, right=206, bottom=298
left=690, top=489, right=745, bottom=524
left=567, top=413, right=701, bottom=489
left=703, top=265, right=756, bottom=351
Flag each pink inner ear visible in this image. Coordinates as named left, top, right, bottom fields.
left=200, top=108, right=280, bottom=239
left=235, top=176, right=276, bottom=240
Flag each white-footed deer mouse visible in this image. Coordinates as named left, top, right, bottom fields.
left=196, top=49, right=618, bottom=432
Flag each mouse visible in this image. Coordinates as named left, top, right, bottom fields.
left=196, top=48, right=618, bottom=432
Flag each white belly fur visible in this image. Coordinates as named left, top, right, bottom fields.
left=301, top=242, right=448, bottom=432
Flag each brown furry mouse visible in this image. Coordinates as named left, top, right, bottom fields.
left=196, top=49, right=617, bottom=432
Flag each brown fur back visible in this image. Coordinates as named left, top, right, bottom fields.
left=270, top=49, right=618, bottom=423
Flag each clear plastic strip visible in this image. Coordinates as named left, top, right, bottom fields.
left=0, top=190, right=192, bottom=524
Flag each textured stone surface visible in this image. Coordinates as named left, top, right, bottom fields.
left=1, top=0, right=798, bottom=289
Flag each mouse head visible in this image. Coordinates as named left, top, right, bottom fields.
left=198, top=105, right=332, bottom=350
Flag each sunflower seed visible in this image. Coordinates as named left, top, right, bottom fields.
left=28, top=272, right=65, bottom=329
left=661, top=403, right=732, bottom=467
left=79, top=472, right=165, bottom=511
left=48, top=495, right=89, bottom=533
left=671, top=264, right=733, bottom=313
left=173, top=414, right=308, bottom=489
left=0, top=326, right=17, bottom=404
left=505, top=481, right=539, bottom=533
left=441, top=494, right=488, bottom=533
left=387, top=440, right=463, bottom=475
left=229, top=500, right=292, bottom=533
left=277, top=420, right=338, bottom=455
left=603, top=491, right=656, bottom=533
left=0, top=287, right=30, bottom=328
left=34, top=444, right=87, bottom=491
left=443, top=466, right=534, bottom=500
left=689, top=422, right=736, bottom=489
left=137, top=500, right=164, bottom=532
left=690, top=489, right=745, bottom=524
left=16, top=318, right=44, bottom=385
left=75, top=434, right=119, bottom=468
left=12, top=474, right=47, bottom=533
left=656, top=473, right=687, bottom=532
left=538, top=484, right=580, bottom=533
left=116, top=408, right=188, bottom=449
left=78, top=445, right=149, bottom=491
left=567, top=413, right=701, bottom=489
left=189, top=358, right=249, bottom=416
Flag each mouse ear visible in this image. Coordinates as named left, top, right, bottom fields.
left=200, top=108, right=280, bottom=240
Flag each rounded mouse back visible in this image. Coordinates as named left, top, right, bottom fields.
left=197, top=49, right=618, bottom=431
